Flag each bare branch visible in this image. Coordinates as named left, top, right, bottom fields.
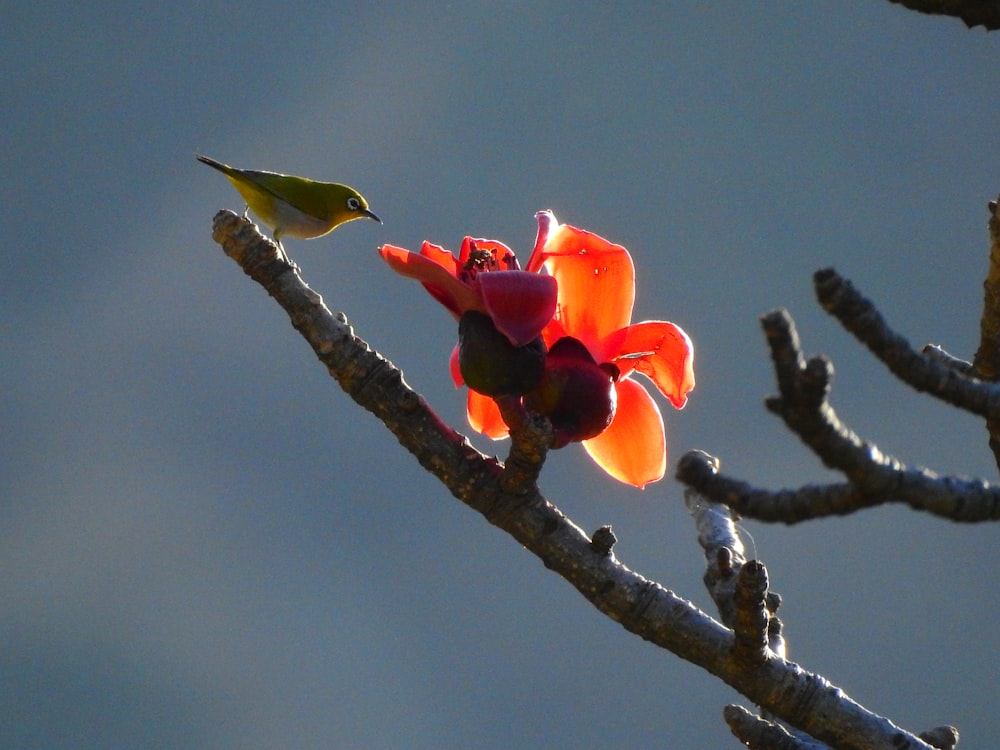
left=973, top=198, right=1000, bottom=466
left=887, top=0, right=1000, bottom=30
left=973, top=199, right=1000, bottom=377
left=686, top=485, right=786, bottom=660
left=814, top=269, right=1000, bottom=420
left=206, top=210, right=938, bottom=749
left=725, top=704, right=829, bottom=750
left=922, top=344, right=975, bottom=375
left=677, top=309, right=1000, bottom=524
left=679, top=451, right=871, bottom=522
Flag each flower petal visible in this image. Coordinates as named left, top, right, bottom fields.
left=526, top=210, right=558, bottom=272
left=449, top=344, right=463, bottom=387
left=467, top=390, right=509, bottom=438
left=534, top=224, right=635, bottom=350
left=582, top=378, right=666, bottom=488
left=478, top=271, right=558, bottom=346
left=608, top=321, right=695, bottom=409
left=379, top=244, right=480, bottom=318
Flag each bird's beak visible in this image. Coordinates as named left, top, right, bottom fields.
left=362, top=208, right=382, bottom=224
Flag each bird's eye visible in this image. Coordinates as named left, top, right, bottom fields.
left=347, top=197, right=361, bottom=211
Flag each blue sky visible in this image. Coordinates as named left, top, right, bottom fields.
left=3, top=3, right=1000, bottom=747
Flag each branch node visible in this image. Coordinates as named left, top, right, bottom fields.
left=675, top=449, right=721, bottom=484
left=732, top=560, right=771, bottom=667
left=590, top=525, right=617, bottom=556
left=919, top=725, right=960, bottom=750
left=498, top=396, right=553, bottom=495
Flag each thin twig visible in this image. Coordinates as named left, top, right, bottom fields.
left=676, top=305, right=1000, bottom=523
left=973, top=198, right=1000, bottom=467
left=886, top=0, right=1000, bottom=30
left=814, top=269, right=1000, bottom=421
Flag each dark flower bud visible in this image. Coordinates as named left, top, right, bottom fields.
left=523, top=336, right=618, bottom=447
left=458, top=310, right=547, bottom=397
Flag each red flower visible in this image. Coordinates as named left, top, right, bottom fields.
left=379, top=237, right=556, bottom=349
left=468, top=211, right=695, bottom=488
left=380, top=213, right=695, bottom=489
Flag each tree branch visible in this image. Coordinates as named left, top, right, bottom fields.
left=814, top=268, right=1000, bottom=422
left=206, top=209, right=938, bottom=749
left=973, top=198, right=1000, bottom=466
left=887, top=0, right=1000, bottom=30
left=675, top=303, right=1000, bottom=523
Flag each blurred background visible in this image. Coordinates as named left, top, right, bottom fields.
left=4, top=2, right=999, bottom=747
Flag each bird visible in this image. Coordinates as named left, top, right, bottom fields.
left=196, top=155, right=381, bottom=246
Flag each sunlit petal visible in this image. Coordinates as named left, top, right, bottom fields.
left=609, top=321, right=695, bottom=408
left=467, top=390, right=509, bottom=438
left=582, top=379, right=666, bottom=488
left=417, top=241, right=462, bottom=273
left=449, top=344, right=463, bottom=387
left=379, top=244, right=480, bottom=317
left=526, top=210, right=558, bottom=272
left=537, top=224, right=635, bottom=349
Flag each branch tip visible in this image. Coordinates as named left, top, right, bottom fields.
left=675, top=449, right=720, bottom=484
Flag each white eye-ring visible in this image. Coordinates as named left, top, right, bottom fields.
left=347, top=197, right=361, bottom=211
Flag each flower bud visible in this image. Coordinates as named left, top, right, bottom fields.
left=458, top=311, right=547, bottom=397
left=523, top=337, right=619, bottom=447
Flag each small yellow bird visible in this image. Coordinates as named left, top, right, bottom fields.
left=197, top=155, right=381, bottom=245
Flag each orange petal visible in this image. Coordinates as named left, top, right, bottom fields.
left=467, top=390, right=509, bottom=438
left=582, top=378, right=665, bottom=488
left=449, top=344, right=463, bottom=387
left=537, top=224, right=635, bottom=349
left=417, top=241, right=463, bottom=273
left=526, top=210, right=558, bottom=272
left=379, top=244, right=479, bottom=317
left=609, top=321, right=695, bottom=409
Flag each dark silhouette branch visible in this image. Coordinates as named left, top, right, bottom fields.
left=206, top=209, right=938, bottom=750
left=814, top=269, right=1000, bottom=422
left=675, top=301, right=1000, bottom=523
left=973, top=199, right=1000, bottom=377
left=973, top=199, right=1000, bottom=466
left=676, top=283, right=1000, bottom=522
left=887, top=0, right=1000, bottom=30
